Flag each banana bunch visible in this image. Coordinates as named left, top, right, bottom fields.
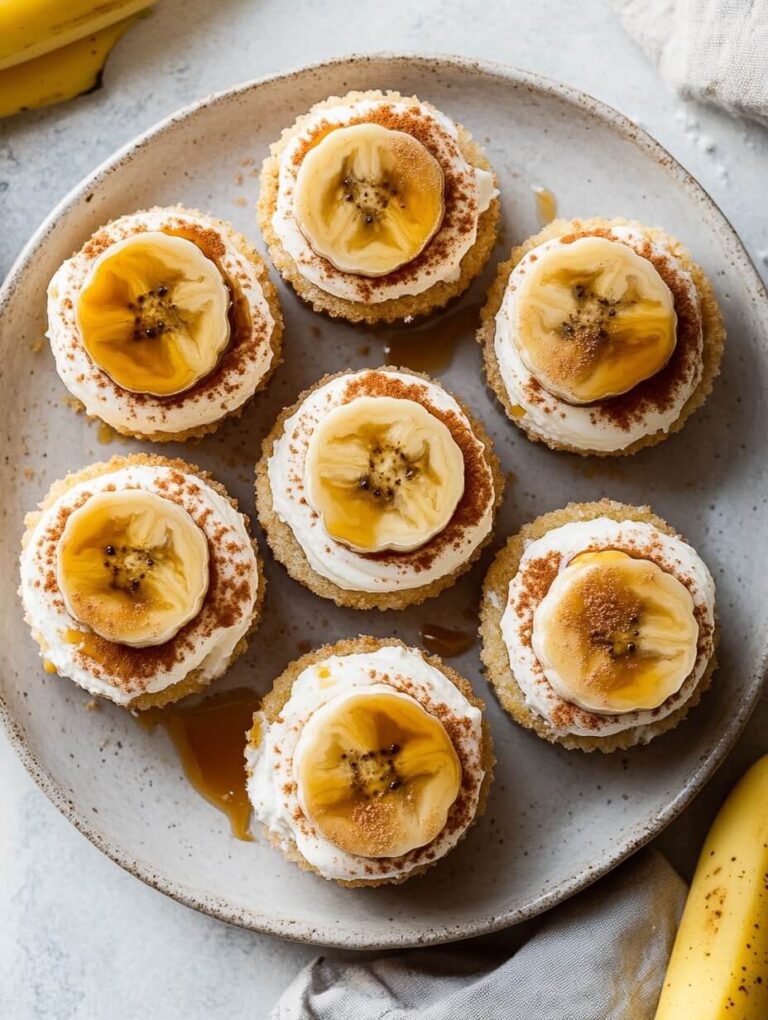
left=305, top=395, right=465, bottom=553
left=532, top=549, right=698, bottom=713
left=77, top=232, right=231, bottom=397
left=295, top=688, right=461, bottom=858
left=514, top=236, right=678, bottom=404
left=0, top=0, right=151, bottom=118
left=57, top=489, right=210, bottom=647
left=655, top=755, right=768, bottom=1018
left=294, top=123, right=446, bottom=276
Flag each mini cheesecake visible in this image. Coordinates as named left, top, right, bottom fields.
left=479, top=499, right=717, bottom=752
left=478, top=217, right=725, bottom=456
left=245, top=636, right=494, bottom=886
left=47, top=205, right=283, bottom=442
left=255, top=367, right=503, bottom=611
left=19, top=454, right=264, bottom=710
left=258, top=90, right=499, bottom=324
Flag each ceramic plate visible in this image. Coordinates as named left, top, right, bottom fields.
left=1, top=55, right=766, bottom=949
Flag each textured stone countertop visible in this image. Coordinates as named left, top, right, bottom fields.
left=1, top=1, right=766, bottom=1016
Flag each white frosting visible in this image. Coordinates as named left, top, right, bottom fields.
left=267, top=369, right=496, bottom=593
left=47, top=208, right=277, bottom=435
left=272, top=97, right=497, bottom=303
left=20, top=464, right=260, bottom=706
left=498, top=518, right=716, bottom=739
left=245, top=645, right=485, bottom=881
left=493, top=227, right=703, bottom=452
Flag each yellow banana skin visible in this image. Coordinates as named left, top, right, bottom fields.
left=0, top=0, right=149, bottom=70
left=0, top=14, right=140, bottom=118
left=655, top=755, right=768, bottom=1019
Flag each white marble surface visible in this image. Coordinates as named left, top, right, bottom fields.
left=1, top=1, right=766, bottom=1017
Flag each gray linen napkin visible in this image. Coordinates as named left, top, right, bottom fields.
left=272, top=849, right=685, bottom=1020
left=611, top=0, right=768, bottom=124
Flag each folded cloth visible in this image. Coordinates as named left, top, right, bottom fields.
left=272, top=849, right=685, bottom=1020
left=611, top=0, right=768, bottom=124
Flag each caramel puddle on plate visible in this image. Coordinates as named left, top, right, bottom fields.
left=377, top=301, right=482, bottom=373
left=571, top=458, right=628, bottom=483
left=137, top=687, right=261, bottom=841
left=421, top=623, right=475, bottom=658
left=97, top=421, right=115, bottom=445
left=532, top=185, right=558, bottom=227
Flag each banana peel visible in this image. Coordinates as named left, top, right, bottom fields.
left=0, top=0, right=150, bottom=70
left=0, top=7, right=150, bottom=118
left=655, top=754, right=768, bottom=1018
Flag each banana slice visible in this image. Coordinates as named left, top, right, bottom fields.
left=294, top=686, right=461, bottom=858
left=293, top=122, right=445, bottom=277
left=514, top=236, right=677, bottom=404
left=57, top=489, right=210, bottom=648
left=76, top=231, right=231, bottom=397
left=304, top=395, right=465, bottom=553
left=532, top=549, right=698, bottom=714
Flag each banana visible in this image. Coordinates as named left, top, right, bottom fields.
left=57, top=489, right=209, bottom=647
left=0, top=0, right=149, bottom=71
left=0, top=14, right=142, bottom=118
left=514, top=236, right=677, bottom=404
left=655, top=755, right=768, bottom=1019
left=532, top=550, right=698, bottom=713
left=294, top=687, right=461, bottom=858
left=293, top=122, right=445, bottom=276
left=76, top=232, right=231, bottom=397
left=304, top=395, right=464, bottom=554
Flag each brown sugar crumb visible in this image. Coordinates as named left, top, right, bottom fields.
left=84, top=699, right=100, bottom=712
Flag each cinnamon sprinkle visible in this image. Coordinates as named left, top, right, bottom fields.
left=558, top=567, right=644, bottom=695
left=573, top=569, right=644, bottom=649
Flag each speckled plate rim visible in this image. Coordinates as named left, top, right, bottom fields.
left=1, top=53, right=766, bottom=949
